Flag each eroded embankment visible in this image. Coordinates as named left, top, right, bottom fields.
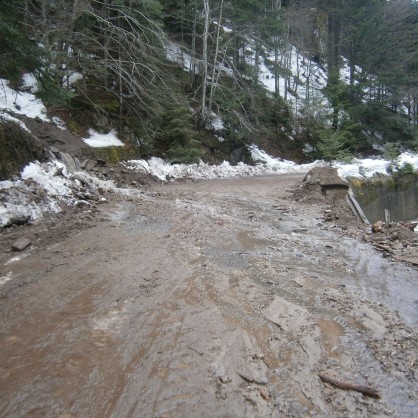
left=0, top=174, right=417, bottom=418
left=350, top=173, right=418, bottom=223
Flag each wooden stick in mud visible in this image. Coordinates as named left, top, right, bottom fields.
left=318, top=371, right=380, bottom=399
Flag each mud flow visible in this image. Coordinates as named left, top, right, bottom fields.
left=1, top=174, right=417, bottom=417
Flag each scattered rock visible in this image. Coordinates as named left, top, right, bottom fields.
left=81, top=159, right=96, bottom=171
left=219, top=375, right=230, bottom=384
left=4, top=215, right=30, bottom=228
left=58, top=152, right=81, bottom=172
left=96, top=159, right=107, bottom=167
left=12, top=237, right=32, bottom=252
left=292, top=228, right=308, bottom=234
left=259, top=388, right=270, bottom=401
left=372, top=221, right=383, bottom=233
left=237, top=371, right=268, bottom=385
left=237, top=371, right=255, bottom=383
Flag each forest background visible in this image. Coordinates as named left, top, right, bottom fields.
left=1, top=0, right=417, bottom=165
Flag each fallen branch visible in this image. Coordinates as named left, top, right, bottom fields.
left=237, top=371, right=268, bottom=385
left=318, top=371, right=380, bottom=399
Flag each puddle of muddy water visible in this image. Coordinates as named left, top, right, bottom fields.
left=318, top=318, right=344, bottom=358
left=324, top=235, right=418, bottom=328
left=237, top=209, right=418, bottom=417
left=263, top=220, right=418, bottom=328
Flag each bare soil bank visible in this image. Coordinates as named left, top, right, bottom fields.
left=1, top=174, right=417, bottom=417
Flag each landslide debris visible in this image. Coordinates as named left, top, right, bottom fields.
left=293, top=166, right=418, bottom=266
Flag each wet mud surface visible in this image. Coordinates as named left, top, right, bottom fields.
left=1, top=174, right=418, bottom=417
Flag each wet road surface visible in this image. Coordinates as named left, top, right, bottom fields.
left=1, top=175, right=417, bottom=417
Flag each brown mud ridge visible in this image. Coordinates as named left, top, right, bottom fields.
left=1, top=171, right=418, bottom=417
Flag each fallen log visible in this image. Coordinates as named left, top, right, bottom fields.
left=318, top=371, right=380, bottom=399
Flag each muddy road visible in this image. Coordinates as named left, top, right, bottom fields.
left=1, top=174, right=418, bottom=417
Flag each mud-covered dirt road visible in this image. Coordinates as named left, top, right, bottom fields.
left=1, top=174, right=418, bottom=417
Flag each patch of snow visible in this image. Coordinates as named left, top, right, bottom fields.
left=336, top=159, right=389, bottom=178
left=397, top=153, right=418, bottom=169
left=0, top=161, right=71, bottom=227
left=123, top=145, right=418, bottom=183
left=259, top=45, right=329, bottom=115
left=82, top=129, right=124, bottom=148
left=0, top=160, right=115, bottom=227
left=22, top=161, right=72, bottom=198
left=62, top=71, right=83, bottom=86
left=0, top=112, right=30, bottom=132
left=165, top=41, right=194, bottom=73
left=0, top=78, right=48, bottom=121
left=166, top=41, right=233, bottom=78
left=123, top=146, right=324, bottom=182
left=5, top=255, right=26, bottom=265
left=213, top=20, right=233, bottom=33
left=208, top=112, right=225, bottom=131
left=0, top=272, right=13, bottom=288
left=21, top=73, right=39, bottom=93
left=249, top=145, right=323, bottom=173
left=336, top=153, right=418, bottom=178
left=52, top=116, right=67, bottom=130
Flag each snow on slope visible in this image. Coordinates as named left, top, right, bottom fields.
left=258, top=45, right=329, bottom=114
left=123, top=146, right=418, bottom=182
left=1, top=76, right=127, bottom=145
left=0, top=78, right=48, bottom=121
left=0, top=160, right=115, bottom=228
left=335, top=153, right=418, bottom=178
left=82, top=129, right=124, bottom=147
left=2, top=144, right=418, bottom=228
left=1, top=67, right=418, bottom=228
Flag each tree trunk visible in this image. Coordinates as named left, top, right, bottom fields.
left=254, top=39, right=260, bottom=83
left=208, top=0, right=224, bottom=112
left=201, top=0, right=210, bottom=120
left=326, top=4, right=341, bottom=129
left=274, top=37, right=279, bottom=95
left=190, top=0, right=198, bottom=90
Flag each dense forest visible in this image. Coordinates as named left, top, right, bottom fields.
left=1, top=0, right=417, bottom=164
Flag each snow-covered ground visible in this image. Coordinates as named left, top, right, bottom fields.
left=82, top=129, right=124, bottom=147
left=258, top=45, right=329, bottom=115
left=0, top=76, right=124, bottom=144
left=0, top=78, right=48, bottom=121
left=0, top=160, right=114, bottom=227
left=123, top=146, right=418, bottom=182
left=165, top=39, right=329, bottom=116
left=2, top=147, right=418, bottom=228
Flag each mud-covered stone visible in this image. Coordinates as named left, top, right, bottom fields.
left=11, top=237, right=32, bottom=251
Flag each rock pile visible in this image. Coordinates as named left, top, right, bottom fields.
left=365, top=221, right=418, bottom=264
